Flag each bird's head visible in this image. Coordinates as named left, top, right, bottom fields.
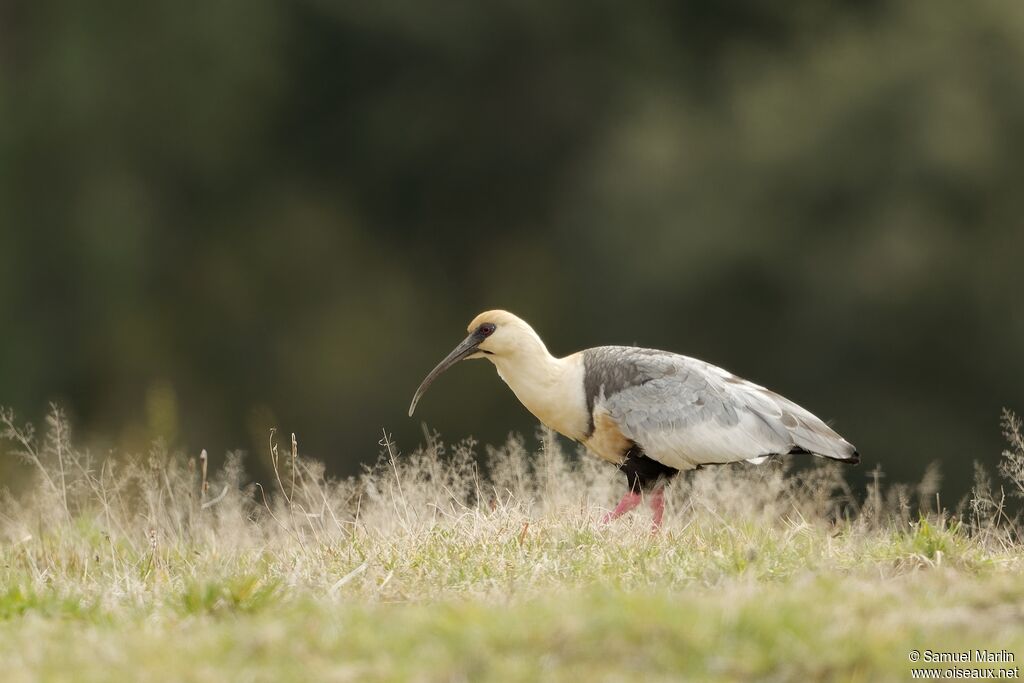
left=408, top=310, right=543, bottom=416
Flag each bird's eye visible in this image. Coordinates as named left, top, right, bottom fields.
left=479, top=323, right=496, bottom=337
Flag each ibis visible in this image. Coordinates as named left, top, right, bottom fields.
left=409, top=310, right=859, bottom=528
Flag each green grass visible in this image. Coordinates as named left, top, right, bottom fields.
left=1, top=410, right=1023, bottom=682
left=3, top=574, right=1023, bottom=683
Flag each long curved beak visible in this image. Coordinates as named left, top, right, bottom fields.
left=408, top=332, right=484, bottom=417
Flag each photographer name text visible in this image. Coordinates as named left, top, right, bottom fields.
left=916, top=651, right=1016, bottom=664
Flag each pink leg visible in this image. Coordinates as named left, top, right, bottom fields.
left=649, top=487, right=665, bottom=531
left=602, top=491, right=643, bottom=524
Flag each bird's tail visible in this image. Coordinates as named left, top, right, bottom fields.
left=790, top=442, right=860, bottom=464
left=820, top=445, right=860, bottom=465
left=838, top=446, right=860, bottom=465
left=784, top=411, right=860, bottom=464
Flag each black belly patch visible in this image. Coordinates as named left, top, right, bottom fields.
left=619, top=445, right=679, bottom=493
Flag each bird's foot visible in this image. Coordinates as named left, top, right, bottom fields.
left=601, top=491, right=643, bottom=524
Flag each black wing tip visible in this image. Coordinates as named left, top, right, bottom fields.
left=789, top=446, right=860, bottom=465
left=827, top=448, right=861, bottom=465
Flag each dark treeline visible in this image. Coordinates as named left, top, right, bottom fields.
left=2, top=1, right=1022, bottom=497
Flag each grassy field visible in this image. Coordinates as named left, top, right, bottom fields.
left=2, top=409, right=1023, bottom=682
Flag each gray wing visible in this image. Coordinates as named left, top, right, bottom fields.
left=584, top=346, right=858, bottom=471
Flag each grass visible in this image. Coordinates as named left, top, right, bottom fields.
left=1, top=408, right=1024, bottom=682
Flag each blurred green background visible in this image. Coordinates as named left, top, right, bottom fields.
left=2, top=0, right=1023, bottom=496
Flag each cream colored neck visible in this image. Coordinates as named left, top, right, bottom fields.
left=488, top=342, right=587, bottom=442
